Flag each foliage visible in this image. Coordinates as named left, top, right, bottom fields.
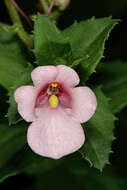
left=98, top=61, right=127, bottom=113
left=80, top=87, right=116, bottom=170
left=0, top=0, right=127, bottom=189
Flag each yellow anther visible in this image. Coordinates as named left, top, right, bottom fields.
left=51, top=83, right=58, bottom=88
left=49, top=95, right=59, bottom=108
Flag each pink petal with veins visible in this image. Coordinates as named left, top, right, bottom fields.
left=31, top=66, right=57, bottom=87
left=27, top=107, right=85, bottom=159
left=56, top=65, right=80, bottom=87
left=72, top=87, right=97, bottom=123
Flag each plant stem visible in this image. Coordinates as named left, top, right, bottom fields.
left=11, top=0, right=33, bottom=30
left=4, top=0, right=33, bottom=49
left=47, top=0, right=55, bottom=16
left=40, top=0, right=49, bottom=13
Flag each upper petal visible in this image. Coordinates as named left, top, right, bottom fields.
left=72, top=87, right=97, bottom=123
left=31, top=66, right=57, bottom=87
left=14, top=86, right=37, bottom=122
left=27, top=107, right=85, bottom=159
left=56, top=65, right=80, bottom=87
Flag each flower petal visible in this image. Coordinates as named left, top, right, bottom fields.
left=56, top=65, right=80, bottom=87
left=31, top=66, right=57, bottom=87
left=27, top=108, right=85, bottom=159
left=14, top=86, right=37, bottom=122
left=72, top=87, right=97, bottom=123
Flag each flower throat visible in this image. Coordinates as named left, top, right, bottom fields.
left=47, top=83, right=60, bottom=108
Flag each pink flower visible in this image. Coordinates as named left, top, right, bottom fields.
left=14, top=65, right=97, bottom=159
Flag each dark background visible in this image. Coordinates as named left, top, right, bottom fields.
left=0, top=0, right=127, bottom=189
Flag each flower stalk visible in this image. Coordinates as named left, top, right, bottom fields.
left=4, top=0, right=33, bottom=49
left=47, top=0, right=56, bottom=16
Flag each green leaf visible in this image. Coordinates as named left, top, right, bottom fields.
left=0, top=143, right=61, bottom=183
left=0, top=27, right=33, bottom=124
left=69, top=161, right=127, bottom=190
left=0, top=28, right=30, bottom=90
left=0, top=120, right=61, bottom=183
left=34, top=14, right=72, bottom=66
left=80, top=87, right=116, bottom=170
left=0, top=86, right=8, bottom=120
left=8, top=65, right=34, bottom=125
left=98, top=61, right=127, bottom=113
left=0, top=120, right=27, bottom=181
left=63, top=17, right=119, bottom=81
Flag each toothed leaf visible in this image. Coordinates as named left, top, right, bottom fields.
left=34, top=14, right=72, bottom=66
left=8, top=66, right=33, bottom=125
left=98, top=61, right=127, bottom=113
left=80, top=87, right=116, bottom=170
left=63, top=17, right=119, bottom=81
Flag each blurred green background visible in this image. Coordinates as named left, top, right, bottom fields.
left=0, top=0, right=127, bottom=189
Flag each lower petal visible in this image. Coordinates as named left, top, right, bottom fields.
left=72, top=87, right=97, bottom=123
left=27, top=108, right=85, bottom=159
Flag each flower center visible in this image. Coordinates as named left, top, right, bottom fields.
left=47, top=83, right=60, bottom=108
left=36, top=82, right=71, bottom=109
left=47, top=83, right=60, bottom=96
